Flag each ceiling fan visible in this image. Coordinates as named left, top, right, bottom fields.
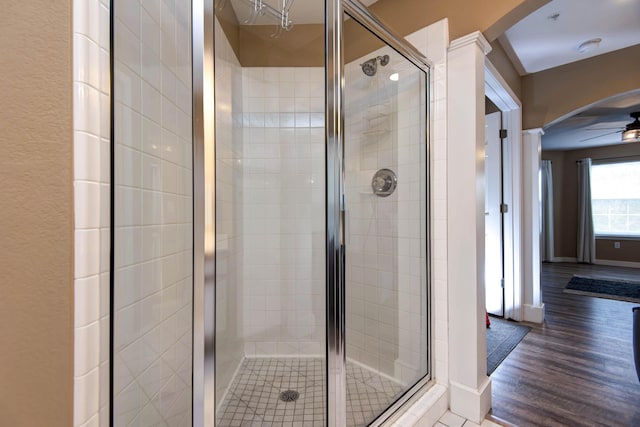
left=580, top=111, right=640, bottom=143
left=622, top=112, right=640, bottom=142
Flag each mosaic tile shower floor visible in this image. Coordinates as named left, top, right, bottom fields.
left=217, top=357, right=404, bottom=426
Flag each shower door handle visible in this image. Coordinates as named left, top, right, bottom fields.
left=339, top=190, right=347, bottom=247
left=339, top=208, right=346, bottom=247
left=340, top=209, right=350, bottom=249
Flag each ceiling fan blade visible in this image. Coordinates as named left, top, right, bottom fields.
left=580, top=129, right=623, bottom=142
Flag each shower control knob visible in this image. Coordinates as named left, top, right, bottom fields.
left=371, top=168, right=397, bottom=197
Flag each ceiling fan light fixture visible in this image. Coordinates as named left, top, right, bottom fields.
left=622, top=112, right=640, bottom=143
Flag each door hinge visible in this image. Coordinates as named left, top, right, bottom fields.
left=501, top=278, right=505, bottom=288
left=500, top=203, right=509, bottom=213
left=499, top=129, right=508, bottom=139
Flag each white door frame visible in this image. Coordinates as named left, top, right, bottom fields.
left=484, top=111, right=504, bottom=316
left=484, top=61, right=523, bottom=321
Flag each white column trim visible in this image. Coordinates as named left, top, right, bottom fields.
left=522, top=128, right=545, bottom=324
left=524, top=304, right=545, bottom=324
left=447, top=31, right=492, bottom=422
left=449, top=378, right=492, bottom=425
left=449, top=30, right=492, bottom=54
left=523, top=128, right=545, bottom=136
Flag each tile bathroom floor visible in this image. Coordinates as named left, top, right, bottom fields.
left=216, top=357, right=404, bottom=426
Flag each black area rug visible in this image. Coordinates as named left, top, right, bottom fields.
left=486, top=317, right=530, bottom=375
left=564, top=275, right=640, bottom=303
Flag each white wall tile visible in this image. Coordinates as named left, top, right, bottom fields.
left=239, top=66, right=325, bottom=359
left=74, top=132, right=101, bottom=182
left=79, top=413, right=100, bottom=427
left=75, top=275, right=101, bottom=328
left=75, top=322, right=101, bottom=377
left=117, top=0, right=140, bottom=37
left=75, top=229, right=101, bottom=279
left=74, top=83, right=101, bottom=136
left=115, top=20, right=141, bottom=75
left=75, top=181, right=101, bottom=229
left=74, top=34, right=100, bottom=89
left=74, top=367, right=100, bottom=426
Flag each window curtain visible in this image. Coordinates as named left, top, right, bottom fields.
left=577, top=158, right=595, bottom=263
left=541, top=160, right=554, bottom=262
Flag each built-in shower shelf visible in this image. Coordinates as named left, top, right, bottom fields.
left=368, top=99, right=391, bottom=107
left=365, top=112, right=391, bottom=122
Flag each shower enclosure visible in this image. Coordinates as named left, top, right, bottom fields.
left=111, top=0, right=430, bottom=425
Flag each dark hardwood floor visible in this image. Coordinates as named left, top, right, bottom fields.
left=490, top=263, right=640, bottom=427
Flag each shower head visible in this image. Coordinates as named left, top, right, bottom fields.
left=361, top=58, right=378, bottom=76
left=360, top=54, right=390, bottom=77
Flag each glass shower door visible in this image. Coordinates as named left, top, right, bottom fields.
left=342, top=7, right=430, bottom=425
left=212, top=1, right=327, bottom=425
left=112, top=0, right=194, bottom=425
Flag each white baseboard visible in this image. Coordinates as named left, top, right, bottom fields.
left=548, top=257, right=640, bottom=268
left=449, top=377, right=492, bottom=424
left=594, top=259, right=640, bottom=269
left=551, top=257, right=578, bottom=263
left=523, top=303, right=545, bottom=324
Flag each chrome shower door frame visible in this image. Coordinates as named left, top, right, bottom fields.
left=326, top=0, right=432, bottom=426
left=325, top=0, right=346, bottom=424
left=193, top=0, right=432, bottom=424
left=193, top=0, right=216, bottom=426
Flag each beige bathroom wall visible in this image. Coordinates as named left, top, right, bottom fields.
left=222, top=0, right=549, bottom=70
left=0, top=1, right=74, bottom=426
left=543, top=143, right=640, bottom=262
left=368, top=0, right=548, bottom=42
left=486, top=39, right=522, bottom=101
left=523, top=44, right=640, bottom=129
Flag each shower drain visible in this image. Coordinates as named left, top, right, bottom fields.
left=279, top=389, right=300, bottom=402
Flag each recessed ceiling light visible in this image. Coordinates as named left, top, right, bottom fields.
left=577, top=38, right=602, bottom=53
left=389, top=73, right=399, bottom=81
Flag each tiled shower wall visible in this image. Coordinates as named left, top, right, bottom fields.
left=241, top=67, right=326, bottom=357
left=73, top=0, right=110, bottom=425
left=344, top=47, right=427, bottom=384
left=213, top=25, right=327, bottom=405
left=214, top=19, right=245, bottom=409
left=212, top=22, right=448, bottom=405
left=111, top=0, right=193, bottom=425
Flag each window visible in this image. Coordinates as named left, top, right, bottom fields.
left=591, top=160, right=640, bottom=237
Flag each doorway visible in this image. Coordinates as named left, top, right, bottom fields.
left=485, top=107, right=504, bottom=317
left=484, top=62, right=523, bottom=322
